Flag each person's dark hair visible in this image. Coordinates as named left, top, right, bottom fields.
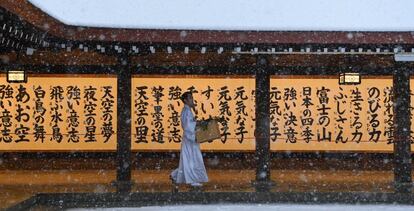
left=180, top=91, right=192, bottom=103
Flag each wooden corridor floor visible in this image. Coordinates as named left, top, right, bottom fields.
left=0, top=153, right=404, bottom=209
left=0, top=169, right=397, bottom=209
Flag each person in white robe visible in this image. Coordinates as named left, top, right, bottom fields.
left=170, top=92, right=208, bottom=187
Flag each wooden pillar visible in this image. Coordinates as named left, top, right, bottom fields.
left=115, top=55, right=132, bottom=193
left=253, top=56, right=274, bottom=191
left=393, top=66, right=412, bottom=193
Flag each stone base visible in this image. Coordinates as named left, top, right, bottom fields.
left=189, top=186, right=203, bottom=192
left=251, top=180, right=276, bottom=192
left=111, top=180, right=134, bottom=193
left=10, top=191, right=414, bottom=210
left=394, top=182, right=413, bottom=193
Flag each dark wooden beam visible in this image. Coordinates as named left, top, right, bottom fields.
left=114, top=55, right=132, bottom=193
left=268, top=54, right=395, bottom=69
left=253, top=56, right=274, bottom=191
left=15, top=51, right=117, bottom=66
left=393, top=65, right=413, bottom=193
left=0, top=49, right=405, bottom=75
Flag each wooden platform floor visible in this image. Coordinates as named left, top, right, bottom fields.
left=0, top=169, right=397, bottom=209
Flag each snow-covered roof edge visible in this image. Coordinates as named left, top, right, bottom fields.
left=28, top=0, right=414, bottom=32
left=2, top=0, right=414, bottom=45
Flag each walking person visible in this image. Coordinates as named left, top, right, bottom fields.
left=170, top=91, right=208, bottom=191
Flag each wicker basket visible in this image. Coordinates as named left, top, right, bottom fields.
left=195, top=119, right=221, bottom=143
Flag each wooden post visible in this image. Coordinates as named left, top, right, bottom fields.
left=393, top=65, right=412, bottom=193
left=115, top=55, right=132, bottom=193
left=253, top=56, right=274, bottom=191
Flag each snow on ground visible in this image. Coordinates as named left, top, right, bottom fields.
left=67, top=204, right=414, bottom=211
left=28, top=0, right=414, bottom=31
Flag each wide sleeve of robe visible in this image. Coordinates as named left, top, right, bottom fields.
left=181, top=106, right=196, bottom=142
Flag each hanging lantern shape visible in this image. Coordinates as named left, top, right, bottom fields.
left=338, top=72, right=360, bottom=85
left=7, top=69, right=27, bottom=83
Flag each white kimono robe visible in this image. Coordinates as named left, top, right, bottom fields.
left=171, top=105, right=208, bottom=184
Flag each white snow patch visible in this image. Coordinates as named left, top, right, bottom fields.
left=28, top=0, right=414, bottom=31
